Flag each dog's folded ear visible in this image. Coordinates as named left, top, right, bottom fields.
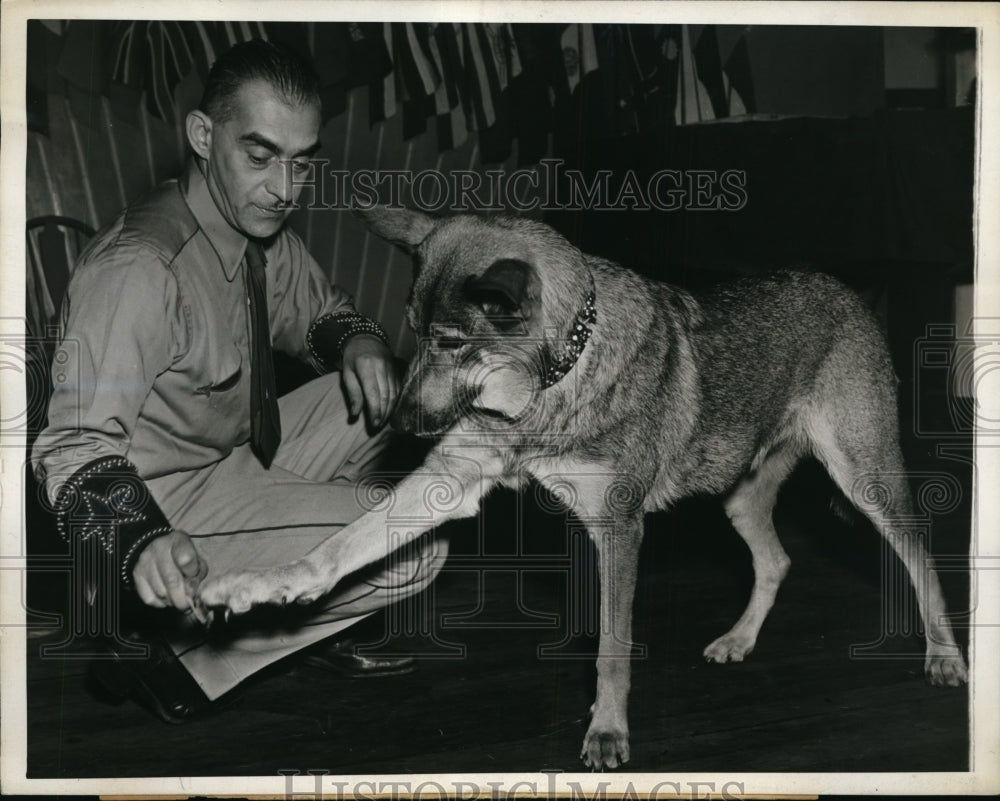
left=463, top=258, right=537, bottom=329
left=353, top=205, right=435, bottom=253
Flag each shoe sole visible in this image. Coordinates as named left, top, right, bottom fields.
left=300, top=654, right=418, bottom=679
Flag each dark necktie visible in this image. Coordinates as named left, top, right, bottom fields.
left=245, top=241, right=281, bottom=467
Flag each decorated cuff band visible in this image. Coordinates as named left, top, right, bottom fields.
left=54, top=455, right=172, bottom=589
left=307, top=310, right=390, bottom=372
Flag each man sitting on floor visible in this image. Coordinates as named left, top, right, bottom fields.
left=31, top=39, right=446, bottom=723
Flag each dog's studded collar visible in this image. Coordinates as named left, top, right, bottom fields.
left=541, top=280, right=597, bottom=389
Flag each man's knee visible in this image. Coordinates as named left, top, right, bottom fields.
left=419, top=535, right=449, bottom=582
left=365, top=534, right=449, bottom=593
left=275, top=371, right=396, bottom=481
left=402, top=534, right=449, bottom=588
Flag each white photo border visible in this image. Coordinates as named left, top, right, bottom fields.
left=2, top=0, right=998, bottom=796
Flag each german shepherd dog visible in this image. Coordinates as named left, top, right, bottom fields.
left=199, top=207, right=968, bottom=769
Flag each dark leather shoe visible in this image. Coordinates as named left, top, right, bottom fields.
left=300, top=638, right=417, bottom=678
left=89, top=632, right=213, bottom=724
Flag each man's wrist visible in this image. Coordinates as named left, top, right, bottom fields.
left=343, top=333, right=388, bottom=351
left=54, top=455, right=173, bottom=589
left=307, top=310, right=390, bottom=372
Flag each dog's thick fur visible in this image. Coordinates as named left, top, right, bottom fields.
left=199, top=208, right=968, bottom=769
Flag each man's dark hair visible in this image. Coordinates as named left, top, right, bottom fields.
left=199, top=39, right=321, bottom=123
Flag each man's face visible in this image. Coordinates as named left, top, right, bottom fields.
left=202, top=79, right=321, bottom=240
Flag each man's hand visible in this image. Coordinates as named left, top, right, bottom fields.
left=133, top=530, right=208, bottom=613
left=341, top=334, right=399, bottom=428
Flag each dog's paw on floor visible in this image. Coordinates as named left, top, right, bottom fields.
left=702, top=631, right=756, bottom=663
left=925, top=652, right=969, bottom=687
left=581, top=727, right=630, bottom=771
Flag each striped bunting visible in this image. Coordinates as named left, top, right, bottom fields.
left=429, top=23, right=469, bottom=151
left=560, top=24, right=598, bottom=95
left=723, top=34, right=756, bottom=115
left=369, top=23, right=397, bottom=126
left=110, top=21, right=269, bottom=123
left=675, top=25, right=757, bottom=124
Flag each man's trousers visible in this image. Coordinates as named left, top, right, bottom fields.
left=144, top=373, right=448, bottom=700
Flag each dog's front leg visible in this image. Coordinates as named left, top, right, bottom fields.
left=198, top=446, right=502, bottom=616
left=581, top=513, right=644, bottom=770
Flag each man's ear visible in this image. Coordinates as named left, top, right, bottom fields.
left=186, top=110, right=213, bottom=161
left=353, top=206, right=435, bottom=254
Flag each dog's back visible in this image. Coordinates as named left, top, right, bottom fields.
left=572, top=265, right=896, bottom=508
left=677, top=271, right=898, bottom=497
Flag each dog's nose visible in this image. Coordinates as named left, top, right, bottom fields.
left=389, top=395, right=418, bottom=434
left=391, top=394, right=459, bottom=437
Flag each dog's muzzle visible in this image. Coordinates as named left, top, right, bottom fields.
left=390, top=391, right=457, bottom=437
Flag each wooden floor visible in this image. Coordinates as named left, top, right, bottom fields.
left=24, top=454, right=971, bottom=779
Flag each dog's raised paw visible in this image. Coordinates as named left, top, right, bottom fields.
left=703, top=632, right=755, bottom=663
left=925, top=653, right=969, bottom=687
left=198, top=560, right=322, bottom=619
left=581, top=727, right=630, bottom=771
left=197, top=568, right=271, bottom=615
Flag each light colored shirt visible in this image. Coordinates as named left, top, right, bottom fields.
left=32, top=159, right=354, bottom=499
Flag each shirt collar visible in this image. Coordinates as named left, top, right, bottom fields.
left=181, top=158, right=248, bottom=281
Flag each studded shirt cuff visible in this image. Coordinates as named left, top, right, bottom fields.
left=306, top=311, right=390, bottom=373
left=54, top=456, right=172, bottom=590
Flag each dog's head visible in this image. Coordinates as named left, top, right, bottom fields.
left=355, top=206, right=593, bottom=436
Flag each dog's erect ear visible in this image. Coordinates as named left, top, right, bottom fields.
left=463, top=258, right=537, bottom=328
left=353, top=206, right=435, bottom=253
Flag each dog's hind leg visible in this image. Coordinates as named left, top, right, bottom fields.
left=805, top=389, right=968, bottom=687
left=704, top=445, right=798, bottom=663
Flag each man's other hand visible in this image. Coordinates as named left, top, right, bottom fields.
left=133, top=530, right=209, bottom=612
left=341, top=335, right=399, bottom=428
